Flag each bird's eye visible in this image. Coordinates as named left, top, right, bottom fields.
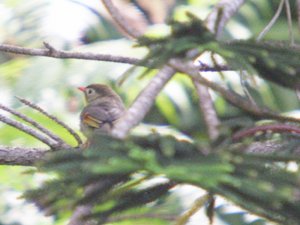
left=86, top=88, right=94, bottom=95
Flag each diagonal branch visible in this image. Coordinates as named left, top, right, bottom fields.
left=0, top=114, right=59, bottom=149
left=205, top=0, right=247, bottom=38
left=0, top=103, right=67, bottom=147
left=175, top=193, right=210, bottom=225
left=297, top=0, right=300, bottom=31
left=16, top=97, right=83, bottom=147
left=284, top=0, right=294, bottom=45
left=170, top=60, right=300, bottom=124
left=192, top=80, right=220, bottom=140
left=112, top=66, right=176, bottom=138
left=193, top=0, right=246, bottom=141
left=101, top=0, right=141, bottom=38
left=257, top=0, right=284, bottom=41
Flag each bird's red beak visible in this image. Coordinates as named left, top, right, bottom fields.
left=77, top=86, right=86, bottom=92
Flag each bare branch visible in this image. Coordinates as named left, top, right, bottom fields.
left=284, top=0, right=294, bottom=45
left=257, top=0, right=284, bottom=41
left=170, top=60, right=300, bottom=124
left=232, top=123, right=300, bottom=141
left=0, top=146, right=49, bottom=166
left=107, top=213, right=176, bottom=223
left=0, top=43, right=233, bottom=73
left=69, top=180, right=112, bottom=225
left=243, top=140, right=300, bottom=155
left=0, top=103, right=67, bottom=147
left=193, top=80, right=220, bottom=140
left=70, top=0, right=103, bottom=19
left=16, top=97, right=83, bottom=147
left=0, top=43, right=140, bottom=65
left=68, top=205, right=92, bottom=225
left=112, top=66, right=176, bottom=138
left=297, top=0, right=300, bottom=32
left=175, top=193, right=210, bottom=225
left=0, top=114, right=59, bottom=148
left=193, top=0, right=245, bottom=142
left=196, top=62, right=231, bottom=72
left=101, top=0, right=141, bottom=38
left=205, top=0, right=247, bottom=38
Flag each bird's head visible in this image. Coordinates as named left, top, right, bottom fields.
left=78, top=84, right=118, bottom=104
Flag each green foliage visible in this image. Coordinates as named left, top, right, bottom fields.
left=25, top=133, right=300, bottom=224
left=134, top=12, right=216, bottom=76
left=223, top=41, right=300, bottom=89
left=135, top=13, right=300, bottom=90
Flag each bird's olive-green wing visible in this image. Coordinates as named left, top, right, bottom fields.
left=80, top=104, right=123, bottom=128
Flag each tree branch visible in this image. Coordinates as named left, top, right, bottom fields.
left=112, top=66, right=176, bottom=138
left=205, top=0, right=247, bottom=38
left=0, top=146, right=49, bottom=166
left=101, top=0, right=141, bottom=38
left=0, top=114, right=60, bottom=149
left=16, top=97, right=83, bottom=147
left=0, top=42, right=233, bottom=73
left=175, top=193, right=210, bottom=225
left=0, top=98, right=79, bottom=165
left=257, top=0, right=284, bottom=41
left=107, top=213, right=176, bottom=223
left=170, top=60, right=300, bottom=124
left=0, top=103, right=67, bottom=147
left=0, top=42, right=141, bottom=65
left=232, top=123, right=300, bottom=141
left=297, top=0, right=300, bottom=32
left=193, top=80, right=220, bottom=140
left=190, top=0, right=245, bottom=142
left=243, top=140, right=300, bottom=155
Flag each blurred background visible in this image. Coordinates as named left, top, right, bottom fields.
left=0, top=0, right=299, bottom=224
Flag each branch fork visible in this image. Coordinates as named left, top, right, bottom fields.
left=0, top=97, right=83, bottom=165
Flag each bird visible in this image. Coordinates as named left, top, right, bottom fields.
left=78, top=84, right=126, bottom=141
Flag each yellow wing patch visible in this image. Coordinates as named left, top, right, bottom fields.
left=83, top=114, right=103, bottom=128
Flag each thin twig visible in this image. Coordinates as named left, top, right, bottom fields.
left=205, top=0, right=247, bottom=38
left=0, top=103, right=68, bottom=147
left=68, top=205, right=93, bottom=225
left=101, top=0, right=141, bottom=38
left=193, top=80, right=220, bottom=140
left=0, top=43, right=230, bottom=73
left=112, top=66, right=176, bottom=138
left=186, top=0, right=245, bottom=144
left=0, top=43, right=141, bottom=65
left=16, top=97, right=83, bottom=146
left=107, top=213, right=176, bottom=223
left=175, top=193, right=210, bottom=225
left=297, top=0, right=300, bottom=32
left=0, top=146, right=49, bottom=166
left=194, top=0, right=245, bottom=140
left=170, top=60, right=300, bottom=124
left=70, top=0, right=102, bottom=19
left=239, top=70, right=256, bottom=105
left=284, top=0, right=295, bottom=45
left=257, top=0, right=285, bottom=41
left=232, top=123, right=300, bottom=141
left=0, top=114, right=59, bottom=148
left=196, top=62, right=231, bottom=72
